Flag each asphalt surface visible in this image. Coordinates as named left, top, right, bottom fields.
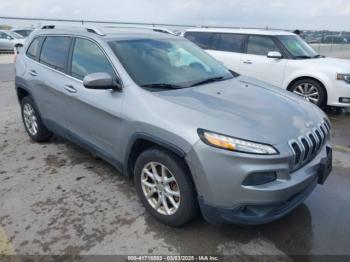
left=0, top=63, right=350, bottom=259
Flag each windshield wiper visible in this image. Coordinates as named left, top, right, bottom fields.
left=294, top=55, right=312, bottom=59
left=141, top=83, right=183, bottom=89
left=190, top=76, right=230, bottom=87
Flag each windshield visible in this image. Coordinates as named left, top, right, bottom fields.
left=6, top=31, right=24, bottom=39
left=277, top=35, right=319, bottom=58
left=109, top=38, right=233, bottom=88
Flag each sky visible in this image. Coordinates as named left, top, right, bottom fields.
left=0, top=0, right=350, bottom=31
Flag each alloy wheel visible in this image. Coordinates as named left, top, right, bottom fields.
left=141, top=162, right=180, bottom=216
left=293, top=83, right=320, bottom=104
left=23, top=103, right=38, bottom=136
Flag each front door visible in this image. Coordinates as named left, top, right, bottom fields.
left=64, top=37, right=123, bottom=162
left=240, top=35, right=287, bottom=87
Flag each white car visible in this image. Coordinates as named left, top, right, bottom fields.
left=0, top=30, right=27, bottom=51
left=184, top=28, right=350, bottom=108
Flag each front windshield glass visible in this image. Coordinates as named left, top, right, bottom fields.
left=6, top=31, right=24, bottom=39
left=109, top=38, right=233, bottom=88
left=278, top=35, right=319, bottom=58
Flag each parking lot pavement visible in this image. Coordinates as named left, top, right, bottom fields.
left=0, top=63, right=350, bottom=258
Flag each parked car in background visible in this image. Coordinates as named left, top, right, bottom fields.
left=15, top=26, right=332, bottom=226
left=12, top=28, right=33, bottom=38
left=184, top=28, right=350, bottom=108
left=322, top=35, right=347, bottom=44
left=0, top=30, right=26, bottom=51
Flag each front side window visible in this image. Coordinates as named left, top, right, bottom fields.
left=109, top=38, right=233, bottom=88
left=0, top=32, right=11, bottom=40
left=213, top=33, right=245, bottom=52
left=184, top=32, right=213, bottom=49
left=26, top=37, right=43, bottom=59
left=71, top=38, right=115, bottom=80
left=277, top=35, right=319, bottom=58
left=40, top=36, right=71, bottom=72
left=247, top=35, right=279, bottom=56
left=6, top=31, right=24, bottom=39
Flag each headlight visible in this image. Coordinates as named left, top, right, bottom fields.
left=336, top=73, right=350, bottom=84
left=198, top=129, right=278, bottom=155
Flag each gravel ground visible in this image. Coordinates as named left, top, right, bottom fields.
left=0, top=63, right=350, bottom=260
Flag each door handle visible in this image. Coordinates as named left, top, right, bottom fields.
left=243, top=60, right=253, bottom=65
left=29, top=70, right=38, bottom=76
left=64, top=85, right=77, bottom=94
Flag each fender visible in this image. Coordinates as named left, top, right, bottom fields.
left=123, top=132, right=186, bottom=176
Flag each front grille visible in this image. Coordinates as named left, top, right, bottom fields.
left=289, top=121, right=331, bottom=170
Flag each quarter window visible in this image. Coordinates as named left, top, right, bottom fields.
left=213, top=34, right=245, bottom=52
left=26, top=37, right=43, bottom=59
left=247, top=35, right=279, bottom=56
left=40, top=36, right=71, bottom=72
left=184, top=32, right=213, bottom=49
left=71, top=38, right=115, bottom=80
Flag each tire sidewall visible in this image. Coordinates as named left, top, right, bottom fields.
left=134, top=148, right=197, bottom=226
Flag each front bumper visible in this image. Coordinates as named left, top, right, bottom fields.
left=327, top=80, right=350, bottom=107
left=186, top=139, right=332, bottom=225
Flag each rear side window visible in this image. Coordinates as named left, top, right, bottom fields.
left=213, top=33, right=245, bottom=52
left=70, top=38, right=115, bottom=80
left=184, top=32, right=213, bottom=49
left=40, top=36, right=71, bottom=72
left=26, top=37, right=43, bottom=59
left=247, top=35, right=279, bottom=56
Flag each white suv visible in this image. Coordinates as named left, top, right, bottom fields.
left=184, top=28, right=350, bottom=108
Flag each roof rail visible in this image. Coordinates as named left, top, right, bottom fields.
left=40, top=25, right=105, bottom=36
left=41, top=25, right=55, bottom=29
left=104, top=25, right=177, bottom=35
left=85, top=27, right=105, bottom=36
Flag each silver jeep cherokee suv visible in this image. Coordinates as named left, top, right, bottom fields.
left=15, top=26, right=333, bottom=226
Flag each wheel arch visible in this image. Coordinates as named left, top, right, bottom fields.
left=286, top=76, right=328, bottom=104
left=16, top=86, right=31, bottom=103
left=124, top=133, right=187, bottom=178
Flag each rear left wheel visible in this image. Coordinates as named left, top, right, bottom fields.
left=21, top=96, right=53, bottom=142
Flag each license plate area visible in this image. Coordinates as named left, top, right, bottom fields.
left=318, top=146, right=332, bottom=185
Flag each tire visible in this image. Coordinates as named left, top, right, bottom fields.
left=134, top=147, right=198, bottom=227
left=289, top=79, right=327, bottom=108
left=21, top=96, right=53, bottom=142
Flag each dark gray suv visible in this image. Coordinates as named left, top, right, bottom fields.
left=15, top=26, right=333, bottom=226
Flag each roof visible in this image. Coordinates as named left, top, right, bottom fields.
left=185, top=28, right=295, bottom=36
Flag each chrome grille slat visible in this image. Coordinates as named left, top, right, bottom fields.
left=289, top=121, right=330, bottom=170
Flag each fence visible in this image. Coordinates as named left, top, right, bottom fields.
left=1, top=16, right=350, bottom=59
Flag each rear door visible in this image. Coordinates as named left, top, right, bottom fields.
left=64, top=37, right=123, bottom=161
left=208, top=33, right=245, bottom=72
left=240, top=35, right=287, bottom=87
left=185, top=32, right=245, bottom=72
left=26, top=35, right=72, bottom=133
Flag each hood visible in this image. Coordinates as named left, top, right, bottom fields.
left=301, top=57, right=350, bottom=72
left=155, top=76, right=327, bottom=145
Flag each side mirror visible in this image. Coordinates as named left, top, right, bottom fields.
left=267, top=51, right=282, bottom=59
left=83, top=72, right=122, bottom=90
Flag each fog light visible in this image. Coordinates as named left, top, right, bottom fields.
left=242, top=172, right=277, bottom=186
left=339, top=97, right=350, bottom=104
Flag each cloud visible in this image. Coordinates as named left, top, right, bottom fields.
left=49, top=5, right=63, bottom=14
left=0, top=0, right=349, bottom=30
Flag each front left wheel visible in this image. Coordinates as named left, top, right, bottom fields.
left=134, top=148, right=198, bottom=227
left=21, top=96, right=53, bottom=142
